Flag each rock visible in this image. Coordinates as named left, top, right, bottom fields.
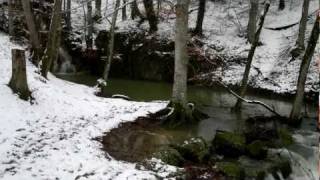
left=277, top=128, right=294, bottom=147
left=172, top=137, right=209, bottom=163
left=246, top=140, right=268, bottom=159
left=244, top=116, right=279, bottom=144
left=268, top=159, right=292, bottom=179
left=216, top=162, right=245, bottom=180
left=153, top=147, right=185, bottom=167
left=211, top=131, right=246, bottom=158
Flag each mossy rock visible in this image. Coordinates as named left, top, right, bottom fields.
left=268, top=159, right=292, bottom=179
left=246, top=140, right=268, bottom=160
left=216, top=162, right=245, bottom=180
left=278, top=128, right=294, bottom=147
left=212, top=131, right=246, bottom=158
left=153, top=147, right=185, bottom=167
left=172, top=137, right=209, bottom=163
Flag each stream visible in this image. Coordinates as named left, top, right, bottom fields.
left=56, top=73, right=319, bottom=180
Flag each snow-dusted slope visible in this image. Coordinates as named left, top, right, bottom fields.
left=0, top=33, right=169, bottom=179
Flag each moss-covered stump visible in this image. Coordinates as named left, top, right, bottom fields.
left=153, top=147, right=185, bottom=167
left=171, top=137, right=209, bottom=163
left=211, top=131, right=246, bottom=158
left=246, top=140, right=268, bottom=159
left=216, top=162, right=245, bottom=180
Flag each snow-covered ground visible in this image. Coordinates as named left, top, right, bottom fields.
left=0, top=32, right=175, bottom=179
left=71, top=0, right=319, bottom=94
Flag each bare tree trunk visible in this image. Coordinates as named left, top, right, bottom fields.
left=157, top=0, right=161, bottom=17
left=21, top=0, right=41, bottom=65
left=66, top=0, right=71, bottom=31
left=247, top=0, right=259, bottom=44
left=102, top=0, right=120, bottom=84
left=292, top=0, right=310, bottom=57
left=193, top=0, right=206, bottom=36
left=9, top=49, right=31, bottom=100
left=95, top=0, right=101, bottom=18
left=290, top=14, right=319, bottom=123
left=235, top=2, right=270, bottom=109
left=41, top=0, right=62, bottom=78
left=86, top=0, right=93, bottom=48
left=279, top=0, right=285, bottom=10
left=122, top=0, right=127, bottom=20
left=143, top=0, right=158, bottom=33
left=172, top=0, right=190, bottom=109
left=8, top=0, right=14, bottom=37
left=131, top=0, right=143, bottom=20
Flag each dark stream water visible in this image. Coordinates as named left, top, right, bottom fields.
left=56, top=73, right=319, bottom=180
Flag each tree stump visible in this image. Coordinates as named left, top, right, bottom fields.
left=9, top=49, right=31, bottom=100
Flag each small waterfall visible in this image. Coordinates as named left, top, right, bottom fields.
left=54, top=47, right=76, bottom=74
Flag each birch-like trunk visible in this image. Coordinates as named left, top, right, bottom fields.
left=290, top=13, right=319, bottom=122
left=172, top=0, right=190, bottom=108
left=247, top=0, right=259, bottom=44
left=102, top=0, right=120, bottom=82
left=41, top=0, right=62, bottom=78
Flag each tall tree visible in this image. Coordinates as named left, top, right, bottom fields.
left=235, top=2, right=270, bottom=109
left=171, top=0, right=191, bottom=118
left=247, top=0, right=259, bottom=44
left=193, top=0, right=206, bottom=36
left=21, top=0, right=41, bottom=64
left=66, top=0, right=71, bottom=31
left=122, top=0, right=127, bottom=20
left=143, top=0, right=158, bottom=33
left=292, top=0, right=310, bottom=57
left=86, top=0, right=93, bottom=48
left=131, top=0, right=143, bottom=20
left=95, top=0, right=102, bottom=18
left=41, top=0, right=62, bottom=78
left=290, top=13, right=319, bottom=122
left=101, top=0, right=121, bottom=86
left=279, top=0, right=285, bottom=10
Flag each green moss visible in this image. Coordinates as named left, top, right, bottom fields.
left=246, top=140, right=268, bottom=159
left=212, top=131, right=246, bottom=158
left=216, top=162, right=245, bottom=180
left=153, top=147, right=185, bottom=167
left=278, top=128, right=294, bottom=147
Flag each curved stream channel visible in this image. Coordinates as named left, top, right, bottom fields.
left=57, top=74, right=319, bottom=180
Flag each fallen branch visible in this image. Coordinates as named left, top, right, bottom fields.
left=217, top=81, right=282, bottom=117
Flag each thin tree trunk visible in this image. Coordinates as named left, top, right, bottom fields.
left=95, top=0, right=101, bottom=18
left=86, top=0, right=93, bottom=48
left=172, top=0, right=190, bottom=109
left=41, top=0, right=62, bottom=78
left=279, top=0, right=285, bottom=10
left=102, top=0, right=120, bottom=83
left=247, top=0, right=259, bottom=44
left=157, top=0, right=161, bottom=17
left=9, top=49, right=31, bottom=100
left=193, top=0, right=206, bottom=36
left=143, top=0, right=158, bottom=33
left=235, top=2, right=270, bottom=109
left=21, top=0, right=41, bottom=64
left=131, top=0, right=143, bottom=20
left=295, top=0, right=310, bottom=52
left=122, top=0, right=127, bottom=20
left=290, top=14, right=319, bottom=122
left=8, top=0, right=14, bottom=37
left=66, top=0, right=71, bottom=31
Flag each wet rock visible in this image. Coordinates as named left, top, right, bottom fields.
left=153, top=147, right=185, bottom=167
left=268, top=159, right=292, bottom=179
left=172, top=137, right=209, bottom=163
left=277, top=128, right=294, bottom=147
left=211, top=131, right=246, bottom=158
left=246, top=140, right=268, bottom=160
left=216, top=161, right=245, bottom=180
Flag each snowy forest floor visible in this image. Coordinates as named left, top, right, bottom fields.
left=72, top=0, right=319, bottom=95
left=0, top=33, right=176, bottom=179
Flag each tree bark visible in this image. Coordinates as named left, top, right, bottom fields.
left=235, top=2, right=270, bottom=109
left=8, top=0, right=14, bottom=37
left=247, top=0, right=259, bottom=44
left=143, top=0, right=158, bottom=33
left=294, top=0, right=310, bottom=53
left=290, top=13, right=319, bottom=122
left=21, top=0, right=41, bottom=65
left=122, top=0, right=127, bottom=20
left=193, top=0, right=206, bottom=36
left=279, top=0, right=285, bottom=10
left=172, top=0, right=190, bottom=109
left=41, top=0, right=62, bottom=78
left=86, top=0, right=93, bottom=48
left=102, top=0, right=120, bottom=83
left=131, top=0, right=143, bottom=20
left=95, top=0, right=102, bottom=18
left=9, top=49, right=31, bottom=100
left=66, top=0, right=71, bottom=31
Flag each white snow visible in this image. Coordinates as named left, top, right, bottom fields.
left=0, top=33, right=174, bottom=179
